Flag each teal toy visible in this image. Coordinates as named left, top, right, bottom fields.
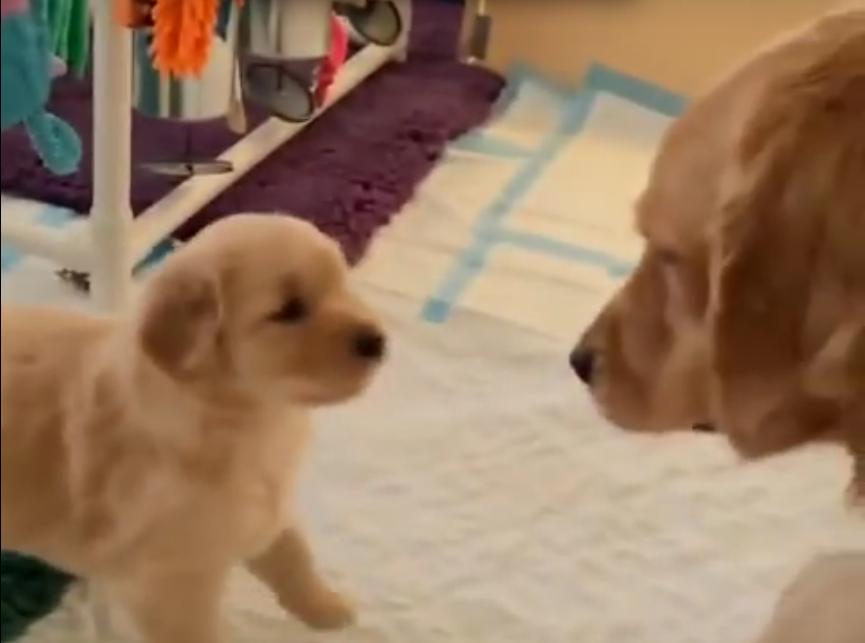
left=1, top=0, right=82, bottom=175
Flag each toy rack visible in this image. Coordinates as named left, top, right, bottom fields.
left=0, top=0, right=412, bottom=311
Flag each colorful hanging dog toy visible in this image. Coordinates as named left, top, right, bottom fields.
left=314, top=13, right=349, bottom=105
left=117, top=0, right=244, bottom=76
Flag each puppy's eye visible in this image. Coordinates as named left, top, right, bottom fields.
left=272, top=297, right=307, bottom=323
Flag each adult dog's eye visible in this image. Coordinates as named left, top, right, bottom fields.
left=272, top=297, right=307, bottom=323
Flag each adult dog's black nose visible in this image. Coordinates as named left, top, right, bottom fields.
left=354, top=331, right=386, bottom=360
left=569, top=347, right=596, bottom=385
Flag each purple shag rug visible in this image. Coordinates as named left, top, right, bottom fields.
left=0, top=0, right=503, bottom=262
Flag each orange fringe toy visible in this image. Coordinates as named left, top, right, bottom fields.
left=116, top=0, right=244, bottom=77
left=151, top=0, right=219, bottom=76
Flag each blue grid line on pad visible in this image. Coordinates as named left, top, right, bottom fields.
left=584, top=63, right=687, bottom=117
left=422, top=90, right=596, bottom=323
left=491, top=60, right=576, bottom=123
left=421, top=62, right=685, bottom=324
left=1, top=204, right=76, bottom=274
left=451, top=131, right=534, bottom=159
left=453, top=61, right=578, bottom=161
left=1, top=203, right=178, bottom=277
left=503, top=60, right=687, bottom=118
left=494, top=229, right=634, bottom=278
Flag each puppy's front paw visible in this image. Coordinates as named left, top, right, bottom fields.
left=291, top=587, right=356, bottom=630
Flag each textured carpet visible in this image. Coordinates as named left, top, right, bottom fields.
left=0, top=0, right=503, bottom=262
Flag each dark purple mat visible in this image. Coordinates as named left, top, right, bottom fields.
left=0, top=0, right=503, bottom=262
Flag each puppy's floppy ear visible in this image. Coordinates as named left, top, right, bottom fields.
left=709, top=27, right=865, bottom=456
left=137, top=256, right=223, bottom=377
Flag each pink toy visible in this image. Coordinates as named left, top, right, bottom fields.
left=1, top=0, right=29, bottom=18
left=314, top=14, right=349, bottom=105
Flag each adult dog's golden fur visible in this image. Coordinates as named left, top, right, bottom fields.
left=571, top=9, right=865, bottom=498
left=753, top=552, right=865, bottom=643
left=0, top=214, right=386, bottom=643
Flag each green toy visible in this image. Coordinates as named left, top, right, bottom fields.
left=0, top=552, right=76, bottom=642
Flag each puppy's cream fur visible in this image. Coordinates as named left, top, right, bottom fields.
left=1, top=214, right=385, bottom=642
left=572, top=9, right=865, bottom=498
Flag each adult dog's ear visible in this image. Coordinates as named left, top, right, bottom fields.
left=805, top=320, right=865, bottom=402
left=137, top=255, right=223, bottom=377
left=709, top=24, right=865, bottom=456
left=805, top=320, right=865, bottom=503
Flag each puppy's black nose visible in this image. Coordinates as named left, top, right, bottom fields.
left=354, top=331, right=385, bottom=360
left=570, top=347, right=595, bottom=385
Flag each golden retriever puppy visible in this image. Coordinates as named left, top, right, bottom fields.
left=570, top=9, right=864, bottom=497
left=753, top=553, right=865, bottom=643
left=0, top=214, right=386, bottom=643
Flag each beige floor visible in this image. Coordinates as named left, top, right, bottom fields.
left=466, top=0, right=840, bottom=95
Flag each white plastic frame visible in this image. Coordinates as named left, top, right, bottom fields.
left=0, top=0, right=411, bottom=311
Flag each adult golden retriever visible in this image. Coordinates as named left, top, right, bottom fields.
left=1, top=214, right=386, bottom=643
left=570, top=9, right=864, bottom=499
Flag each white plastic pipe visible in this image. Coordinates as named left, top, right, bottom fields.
left=88, top=1, right=135, bottom=311
left=130, top=42, right=398, bottom=265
